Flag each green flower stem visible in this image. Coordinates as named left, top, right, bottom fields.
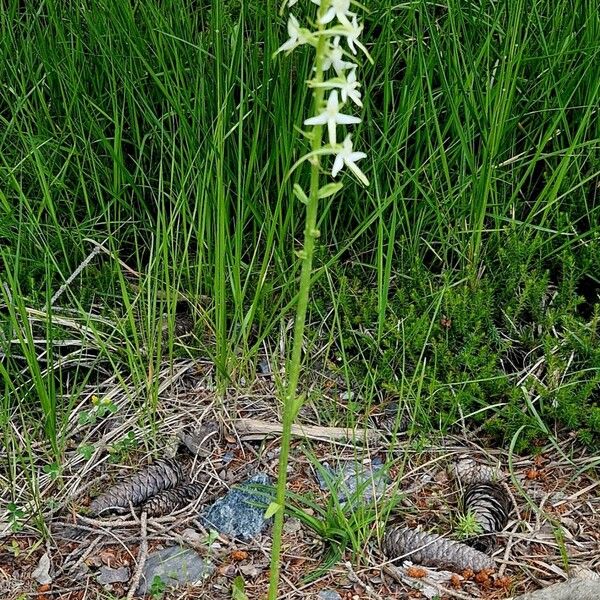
left=267, top=20, right=329, bottom=600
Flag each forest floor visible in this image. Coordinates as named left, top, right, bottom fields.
left=2, top=358, right=598, bottom=600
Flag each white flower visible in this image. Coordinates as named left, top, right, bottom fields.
left=322, top=36, right=356, bottom=75
left=304, top=90, right=361, bottom=145
left=319, top=0, right=354, bottom=26
left=332, top=135, right=368, bottom=185
left=309, top=70, right=362, bottom=106
left=306, top=69, right=362, bottom=106
left=339, top=69, right=362, bottom=106
left=343, top=15, right=368, bottom=56
left=275, top=14, right=315, bottom=54
left=287, top=0, right=299, bottom=6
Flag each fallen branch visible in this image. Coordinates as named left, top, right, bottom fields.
left=232, top=418, right=384, bottom=444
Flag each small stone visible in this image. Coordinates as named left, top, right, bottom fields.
left=315, top=458, right=388, bottom=503
left=135, top=546, right=214, bottom=596
left=200, top=473, right=272, bottom=541
left=319, top=590, right=342, bottom=600
left=97, top=566, right=130, bottom=585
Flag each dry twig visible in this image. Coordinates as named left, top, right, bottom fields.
left=127, top=510, right=148, bottom=600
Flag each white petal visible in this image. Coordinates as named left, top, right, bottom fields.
left=328, top=119, right=337, bottom=145
left=334, top=60, right=356, bottom=75
left=347, top=161, right=369, bottom=185
left=348, top=90, right=362, bottom=107
left=304, top=113, right=329, bottom=125
left=332, top=154, right=345, bottom=177
left=335, top=114, right=361, bottom=125
left=348, top=151, right=367, bottom=162
left=327, top=90, right=339, bottom=110
left=287, top=14, right=299, bottom=36
left=319, top=7, right=336, bottom=24
left=275, top=38, right=296, bottom=54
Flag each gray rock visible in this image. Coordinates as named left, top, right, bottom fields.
left=319, top=590, right=342, bottom=600
left=135, top=546, right=214, bottom=596
left=97, top=565, right=130, bottom=585
left=200, top=473, right=272, bottom=541
left=316, top=458, right=388, bottom=503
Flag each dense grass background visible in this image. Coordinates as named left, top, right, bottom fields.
left=1, top=0, right=599, bottom=458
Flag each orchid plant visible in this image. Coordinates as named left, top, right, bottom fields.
left=267, top=1, right=371, bottom=597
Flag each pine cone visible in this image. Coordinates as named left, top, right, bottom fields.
left=383, top=526, right=495, bottom=572
left=462, top=482, right=511, bottom=551
left=90, top=458, right=186, bottom=515
left=142, top=482, right=205, bottom=517
left=449, top=458, right=501, bottom=486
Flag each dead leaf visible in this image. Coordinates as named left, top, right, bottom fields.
left=32, top=552, right=52, bottom=585
left=98, top=549, right=118, bottom=567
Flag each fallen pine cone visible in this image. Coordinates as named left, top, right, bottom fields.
left=461, top=481, right=511, bottom=551
left=383, top=526, right=495, bottom=572
left=90, top=458, right=187, bottom=515
left=449, top=458, right=502, bottom=486
left=142, top=481, right=205, bottom=517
